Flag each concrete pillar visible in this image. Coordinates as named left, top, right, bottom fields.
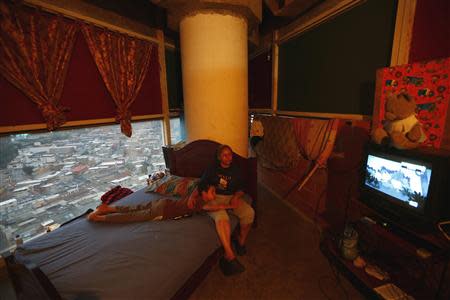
left=180, top=12, right=249, bottom=157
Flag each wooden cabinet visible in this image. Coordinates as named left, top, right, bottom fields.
left=320, top=221, right=450, bottom=299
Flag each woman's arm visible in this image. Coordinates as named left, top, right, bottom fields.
left=233, top=190, right=245, bottom=198
left=230, top=191, right=244, bottom=207
left=202, top=203, right=238, bottom=211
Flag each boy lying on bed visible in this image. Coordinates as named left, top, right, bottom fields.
left=87, top=182, right=239, bottom=223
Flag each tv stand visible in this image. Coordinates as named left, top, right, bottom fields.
left=320, top=219, right=450, bottom=299
left=365, top=214, right=440, bottom=252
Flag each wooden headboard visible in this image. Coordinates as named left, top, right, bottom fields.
left=163, top=139, right=257, bottom=205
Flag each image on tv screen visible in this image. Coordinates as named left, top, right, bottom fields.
left=364, top=154, right=432, bottom=210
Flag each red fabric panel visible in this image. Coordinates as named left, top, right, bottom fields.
left=248, top=51, right=272, bottom=109
left=1, top=32, right=162, bottom=127
left=1, top=74, right=44, bottom=125
left=62, top=33, right=162, bottom=120
left=409, top=0, right=450, bottom=63
left=61, top=33, right=116, bottom=121
left=131, top=44, right=162, bottom=116
left=324, top=122, right=370, bottom=228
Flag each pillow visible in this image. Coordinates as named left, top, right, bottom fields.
left=146, top=175, right=200, bottom=197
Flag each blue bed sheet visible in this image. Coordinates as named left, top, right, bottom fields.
left=15, top=188, right=237, bottom=300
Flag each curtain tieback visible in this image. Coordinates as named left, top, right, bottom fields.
left=38, top=103, right=68, bottom=131
left=116, top=108, right=132, bottom=137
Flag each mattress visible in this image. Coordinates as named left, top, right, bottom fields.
left=15, top=187, right=237, bottom=300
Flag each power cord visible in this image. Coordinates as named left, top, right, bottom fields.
left=318, top=257, right=350, bottom=300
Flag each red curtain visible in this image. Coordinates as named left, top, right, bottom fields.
left=409, top=0, right=450, bottom=63
left=81, top=24, right=157, bottom=137
left=0, top=2, right=78, bottom=130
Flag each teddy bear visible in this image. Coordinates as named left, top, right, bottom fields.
left=146, top=171, right=165, bottom=185
left=372, top=92, right=426, bottom=150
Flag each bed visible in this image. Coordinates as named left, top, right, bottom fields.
left=5, top=139, right=257, bottom=300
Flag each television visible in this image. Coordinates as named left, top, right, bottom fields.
left=360, top=144, right=450, bottom=232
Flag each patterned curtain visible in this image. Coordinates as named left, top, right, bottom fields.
left=82, top=25, right=156, bottom=137
left=289, top=118, right=339, bottom=193
left=254, top=116, right=301, bottom=170
left=0, top=2, right=78, bottom=130
left=291, top=118, right=339, bottom=166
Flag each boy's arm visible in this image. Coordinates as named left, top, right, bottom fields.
left=187, top=190, right=199, bottom=209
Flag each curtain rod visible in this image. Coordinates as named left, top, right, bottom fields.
left=23, top=0, right=163, bottom=45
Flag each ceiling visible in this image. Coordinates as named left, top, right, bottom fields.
left=82, top=0, right=325, bottom=45
left=261, top=0, right=325, bottom=35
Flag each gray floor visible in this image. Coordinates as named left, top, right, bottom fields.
left=0, top=276, right=15, bottom=300
left=0, top=185, right=364, bottom=300
left=189, top=185, right=365, bottom=300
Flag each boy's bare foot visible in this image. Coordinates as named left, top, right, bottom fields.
left=88, top=212, right=106, bottom=222
left=96, top=204, right=115, bottom=215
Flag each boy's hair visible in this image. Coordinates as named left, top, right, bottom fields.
left=197, top=181, right=212, bottom=194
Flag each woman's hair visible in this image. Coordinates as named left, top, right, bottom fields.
left=216, top=144, right=233, bottom=160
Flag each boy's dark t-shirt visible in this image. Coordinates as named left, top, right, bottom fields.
left=202, top=163, right=243, bottom=195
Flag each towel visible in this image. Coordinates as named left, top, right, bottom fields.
left=101, top=186, right=133, bottom=204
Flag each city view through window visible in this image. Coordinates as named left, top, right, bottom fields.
left=170, top=117, right=183, bottom=144
left=0, top=119, right=181, bottom=252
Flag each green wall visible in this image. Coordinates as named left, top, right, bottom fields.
left=165, top=48, right=183, bottom=109
left=278, top=0, right=398, bottom=115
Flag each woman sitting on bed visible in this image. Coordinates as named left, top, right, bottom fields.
left=87, top=182, right=239, bottom=223
left=201, top=144, right=255, bottom=276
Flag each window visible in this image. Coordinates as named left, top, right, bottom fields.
left=0, top=120, right=165, bottom=252
left=170, top=117, right=183, bottom=144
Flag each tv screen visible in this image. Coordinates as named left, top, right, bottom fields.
left=364, top=153, right=432, bottom=212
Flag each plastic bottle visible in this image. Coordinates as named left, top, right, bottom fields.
left=15, top=234, right=23, bottom=246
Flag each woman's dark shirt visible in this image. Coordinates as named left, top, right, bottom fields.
left=201, top=163, right=243, bottom=195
